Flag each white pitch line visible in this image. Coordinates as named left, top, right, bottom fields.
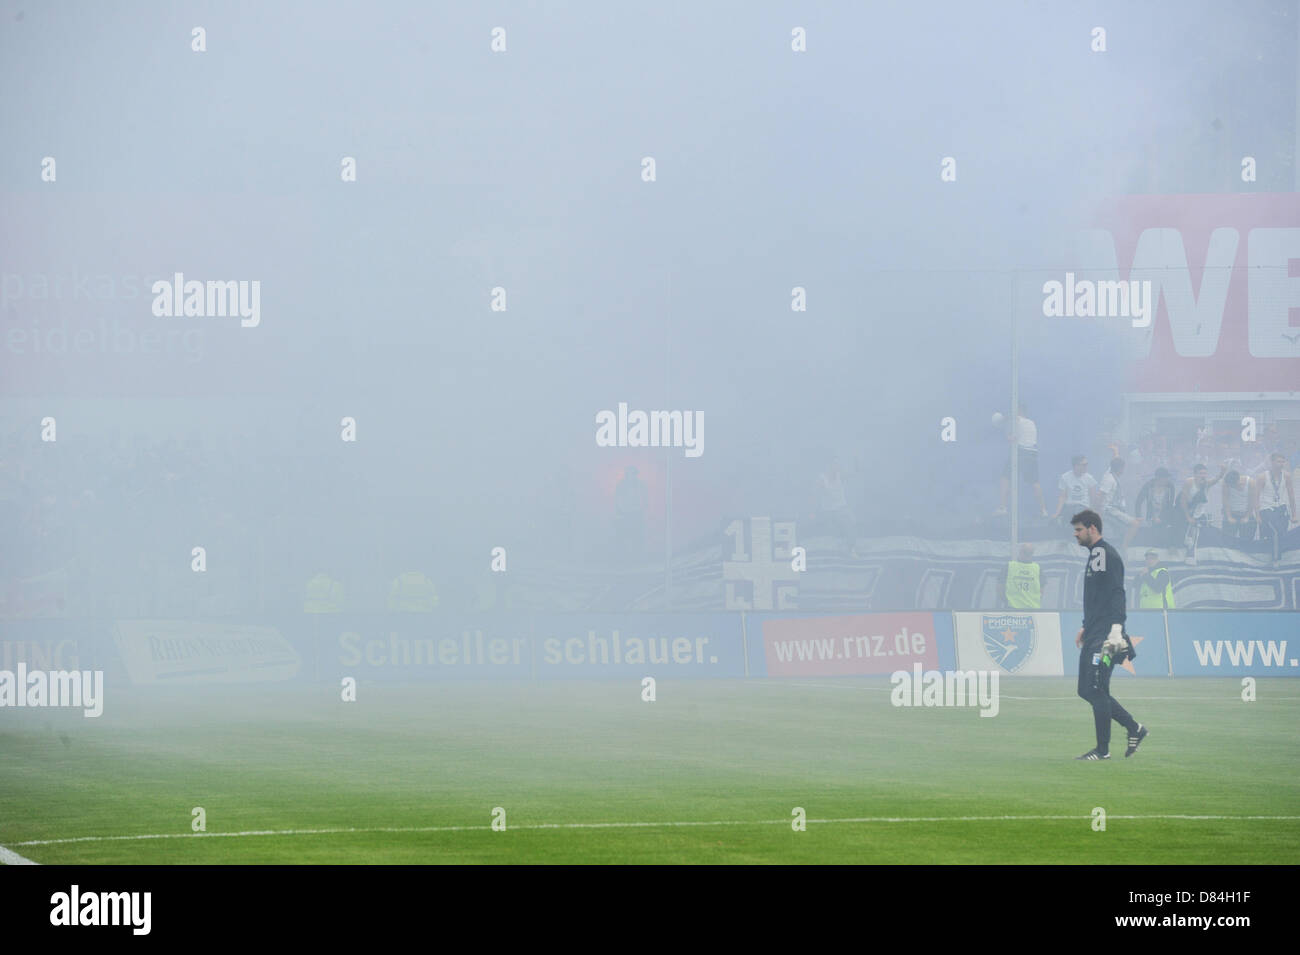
left=973, top=695, right=1293, bottom=702
left=0, top=844, right=39, bottom=865
left=777, top=682, right=1300, bottom=701
left=11, top=814, right=1300, bottom=848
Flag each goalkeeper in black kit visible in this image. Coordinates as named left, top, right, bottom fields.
left=1071, top=509, right=1148, bottom=760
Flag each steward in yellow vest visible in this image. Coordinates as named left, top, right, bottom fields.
left=1137, top=550, right=1176, bottom=609
left=303, top=573, right=344, bottom=613
left=1005, top=543, right=1041, bottom=609
left=388, top=571, right=439, bottom=612
left=474, top=576, right=514, bottom=612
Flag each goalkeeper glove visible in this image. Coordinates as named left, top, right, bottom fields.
left=1101, top=624, right=1126, bottom=665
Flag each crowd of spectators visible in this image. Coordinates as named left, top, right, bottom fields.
left=1092, top=425, right=1298, bottom=560
left=804, top=414, right=1299, bottom=559
left=0, top=427, right=391, bottom=618
left=3, top=412, right=1297, bottom=619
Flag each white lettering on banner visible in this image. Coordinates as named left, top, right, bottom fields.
left=113, top=622, right=299, bottom=684
left=1071, top=225, right=1300, bottom=358
left=1248, top=228, right=1300, bottom=356
left=1192, top=640, right=1290, bottom=668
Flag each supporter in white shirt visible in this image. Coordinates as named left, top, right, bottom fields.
left=995, top=403, right=1048, bottom=518
left=1053, top=455, right=1099, bottom=522
left=1222, top=469, right=1254, bottom=541
left=1097, top=457, right=1142, bottom=547
left=1252, top=452, right=1296, bottom=564
left=815, top=456, right=857, bottom=556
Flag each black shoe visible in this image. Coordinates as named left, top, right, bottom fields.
left=1125, top=724, right=1148, bottom=758
left=1075, top=749, right=1111, bottom=760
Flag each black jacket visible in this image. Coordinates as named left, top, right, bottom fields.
left=1082, top=536, right=1126, bottom=645
left=1134, top=478, right=1177, bottom=524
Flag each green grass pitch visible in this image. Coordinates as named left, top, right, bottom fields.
left=2, top=678, right=1298, bottom=863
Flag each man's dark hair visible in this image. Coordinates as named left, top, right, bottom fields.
left=1194, top=463, right=1208, bottom=473
left=1071, top=454, right=1086, bottom=468
left=1145, top=549, right=1158, bottom=559
left=1110, top=457, right=1124, bottom=473
left=1071, top=509, right=1103, bottom=532
left=1225, top=469, right=1239, bottom=487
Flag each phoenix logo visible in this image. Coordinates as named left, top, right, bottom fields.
left=981, top=614, right=1036, bottom=672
